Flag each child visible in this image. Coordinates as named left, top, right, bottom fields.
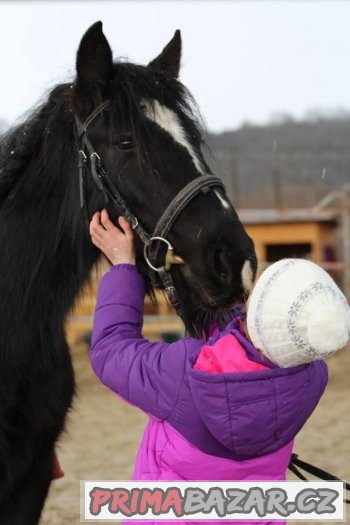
left=89, top=210, right=334, bottom=525
left=246, top=257, right=350, bottom=368
left=196, top=258, right=350, bottom=373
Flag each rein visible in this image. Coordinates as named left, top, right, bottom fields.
left=289, top=454, right=350, bottom=504
left=75, top=100, right=226, bottom=316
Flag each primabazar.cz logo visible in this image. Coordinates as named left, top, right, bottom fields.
left=80, top=481, right=345, bottom=521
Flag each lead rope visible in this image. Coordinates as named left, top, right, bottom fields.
left=289, top=453, right=350, bottom=504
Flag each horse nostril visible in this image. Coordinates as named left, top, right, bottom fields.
left=212, top=248, right=232, bottom=285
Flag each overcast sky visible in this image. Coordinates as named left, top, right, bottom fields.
left=1, top=0, right=350, bottom=132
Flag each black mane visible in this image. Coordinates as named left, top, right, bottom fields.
left=0, top=84, right=73, bottom=203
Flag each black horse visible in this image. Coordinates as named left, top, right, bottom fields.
left=0, top=22, right=256, bottom=523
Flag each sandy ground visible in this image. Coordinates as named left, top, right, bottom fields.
left=40, top=342, right=350, bottom=525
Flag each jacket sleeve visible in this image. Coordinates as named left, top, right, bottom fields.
left=89, top=263, right=202, bottom=420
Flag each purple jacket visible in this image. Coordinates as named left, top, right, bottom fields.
left=90, top=264, right=328, bottom=525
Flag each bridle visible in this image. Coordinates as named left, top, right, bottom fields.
left=75, top=100, right=227, bottom=316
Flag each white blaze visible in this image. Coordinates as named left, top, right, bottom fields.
left=141, top=99, right=204, bottom=175
left=214, top=189, right=231, bottom=211
left=241, top=260, right=254, bottom=292
left=141, top=98, right=230, bottom=213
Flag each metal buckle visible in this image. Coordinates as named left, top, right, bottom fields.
left=90, top=152, right=101, bottom=163
left=78, top=150, right=87, bottom=165
left=131, top=217, right=139, bottom=230
left=143, top=237, right=184, bottom=272
left=90, top=152, right=105, bottom=191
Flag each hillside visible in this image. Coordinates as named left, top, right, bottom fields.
left=207, top=118, right=350, bottom=208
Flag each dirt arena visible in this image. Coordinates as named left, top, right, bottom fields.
left=40, top=341, right=350, bottom=525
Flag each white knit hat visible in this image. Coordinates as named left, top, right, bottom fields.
left=246, top=258, right=350, bottom=368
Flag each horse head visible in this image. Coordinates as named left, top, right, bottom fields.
left=72, top=22, right=257, bottom=336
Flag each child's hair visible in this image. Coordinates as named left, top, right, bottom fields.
left=246, top=259, right=350, bottom=368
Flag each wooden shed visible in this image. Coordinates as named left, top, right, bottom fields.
left=239, top=208, right=340, bottom=273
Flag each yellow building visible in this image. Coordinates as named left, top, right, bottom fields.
left=239, top=208, right=340, bottom=276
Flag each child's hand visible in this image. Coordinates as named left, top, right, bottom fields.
left=89, top=209, right=136, bottom=266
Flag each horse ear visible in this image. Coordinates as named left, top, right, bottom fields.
left=75, top=21, right=113, bottom=100
left=148, top=30, right=181, bottom=78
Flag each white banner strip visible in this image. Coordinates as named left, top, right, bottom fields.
left=81, top=481, right=345, bottom=521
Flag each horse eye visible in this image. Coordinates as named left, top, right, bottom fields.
left=115, top=137, right=133, bottom=151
